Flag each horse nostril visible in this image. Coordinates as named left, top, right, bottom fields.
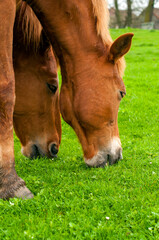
left=49, top=143, right=58, bottom=157
left=30, top=145, right=40, bottom=159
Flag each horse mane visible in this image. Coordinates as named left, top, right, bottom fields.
left=91, top=0, right=112, bottom=45
left=17, top=0, right=111, bottom=49
left=15, top=0, right=43, bottom=52
left=15, top=0, right=125, bottom=76
left=91, top=0, right=125, bottom=76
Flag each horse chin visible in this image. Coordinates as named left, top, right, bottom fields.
left=84, top=137, right=122, bottom=168
left=84, top=151, right=108, bottom=168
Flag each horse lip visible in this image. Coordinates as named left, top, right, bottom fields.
left=49, top=151, right=58, bottom=158
left=85, top=151, right=108, bottom=168
left=108, top=153, right=122, bottom=165
left=85, top=147, right=122, bottom=167
left=96, top=158, right=107, bottom=168
left=51, top=154, right=57, bottom=160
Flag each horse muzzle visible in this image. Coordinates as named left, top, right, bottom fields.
left=21, top=141, right=59, bottom=159
left=84, top=137, right=122, bottom=167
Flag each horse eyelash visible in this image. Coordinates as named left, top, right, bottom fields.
left=120, top=91, right=126, bottom=98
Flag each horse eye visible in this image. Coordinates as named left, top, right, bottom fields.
left=120, top=91, right=126, bottom=98
left=47, top=83, right=57, bottom=94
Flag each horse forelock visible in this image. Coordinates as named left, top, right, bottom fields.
left=16, top=0, right=42, bottom=51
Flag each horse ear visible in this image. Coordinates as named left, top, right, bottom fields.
left=108, top=33, right=134, bottom=63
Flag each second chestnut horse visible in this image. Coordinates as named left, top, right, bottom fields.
left=13, top=3, right=61, bottom=160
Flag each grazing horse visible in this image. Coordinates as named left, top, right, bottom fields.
left=13, top=3, right=61, bottom=159
left=25, top=0, right=133, bottom=167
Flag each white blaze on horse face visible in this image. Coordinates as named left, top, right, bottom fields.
left=84, top=137, right=122, bottom=167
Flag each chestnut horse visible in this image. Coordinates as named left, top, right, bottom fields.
left=0, top=0, right=133, bottom=199
left=25, top=0, right=133, bottom=167
left=13, top=3, right=61, bottom=159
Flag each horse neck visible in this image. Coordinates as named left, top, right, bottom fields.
left=26, top=0, right=108, bottom=81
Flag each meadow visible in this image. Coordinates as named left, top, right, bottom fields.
left=0, top=29, right=159, bottom=240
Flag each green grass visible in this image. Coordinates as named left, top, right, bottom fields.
left=0, top=29, right=159, bottom=240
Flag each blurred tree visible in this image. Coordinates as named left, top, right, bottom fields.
left=114, top=0, right=122, bottom=27
left=126, top=0, right=132, bottom=26
left=144, top=0, right=155, bottom=22
left=108, top=0, right=159, bottom=28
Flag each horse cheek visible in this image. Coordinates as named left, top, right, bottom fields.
left=60, top=86, right=73, bottom=125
